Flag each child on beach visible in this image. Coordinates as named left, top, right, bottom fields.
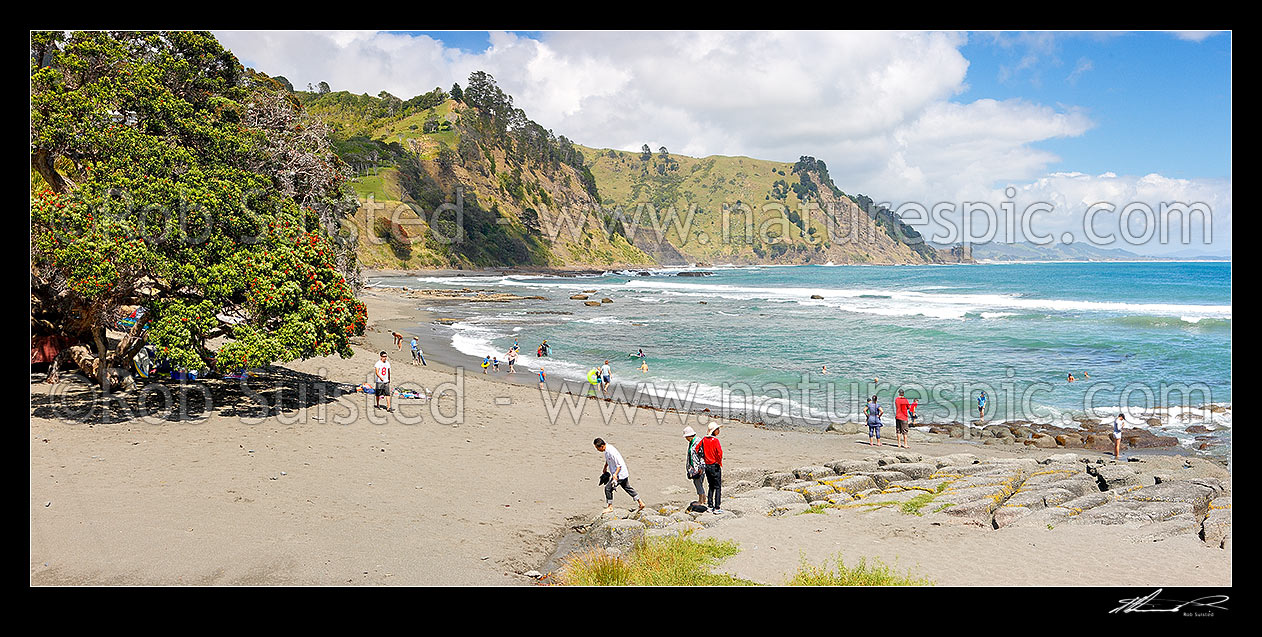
left=538, top=367, right=546, bottom=389
left=1112, top=413, right=1125, bottom=459
left=481, top=356, right=491, bottom=374
left=595, top=438, right=644, bottom=513
left=865, top=395, right=883, bottom=446
left=492, top=356, right=500, bottom=372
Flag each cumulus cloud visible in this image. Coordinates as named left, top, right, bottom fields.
left=215, top=30, right=1230, bottom=254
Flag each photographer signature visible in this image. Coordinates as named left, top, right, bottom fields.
left=1110, top=589, right=1229, bottom=614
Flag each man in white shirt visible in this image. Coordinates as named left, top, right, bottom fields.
left=374, top=351, right=393, bottom=412
left=600, top=360, right=612, bottom=394
left=595, top=438, right=644, bottom=513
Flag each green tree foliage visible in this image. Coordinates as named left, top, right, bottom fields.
left=272, top=75, right=294, bottom=92
left=30, top=31, right=366, bottom=390
left=450, top=82, right=463, bottom=102
left=640, top=144, right=652, bottom=162
left=317, top=81, right=330, bottom=94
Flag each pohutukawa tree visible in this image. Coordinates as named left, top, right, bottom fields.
left=31, top=31, right=366, bottom=392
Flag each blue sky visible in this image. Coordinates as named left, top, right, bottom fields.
left=957, top=32, right=1231, bottom=180
left=381, top=30, right=1230, bottom=182
left=219, top=30, right=1232, bottom=254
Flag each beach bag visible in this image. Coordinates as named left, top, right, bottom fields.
left=688, top=503, right=709, bottom=513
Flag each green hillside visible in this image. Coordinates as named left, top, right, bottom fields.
left=581, top=146, right=949, bottom=265
left=298, top=80, right=652, bottom=270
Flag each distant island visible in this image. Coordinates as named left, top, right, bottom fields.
left=945, top=241, right=1230, bottom=262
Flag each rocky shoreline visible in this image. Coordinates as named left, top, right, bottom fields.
left=548, top=449, right=1231, bottom=580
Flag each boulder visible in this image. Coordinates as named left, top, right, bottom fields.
left=1134, top=514, right=1201, bottom=541
left=1075, top=500, right=1195, bottom=526
left=1201, top=497, right=1231, bottom=548
left=723, top=497, right=772, bottom=516
left=1042, top=453, right=1081, bottom=465
left=886, top=462, right=937, bottom=480
left=832, top=475, right=879, bottom=495
left=826, top=459, right=880, bottom=474
left=1054, top=434, right=1083, bottom=448
left=762, top=490, right=808, bottom=507
left=727, top=480, right=759, bottom=495
left=570, top=294, right=589, bottom=300
left=601, top=298, right=613, bottom=304
left=762, top=472, right=795, bottom=488
left=1115, top=481, right=1221, bottom=517
left=587, top=519, right=646, bottom=552
left=800, top=484, right=841, bottom=502
left=1088, top=464, right=1146, bottom=491
left=638, top=514, right=673, bottom=529
left=584, top=301, right=602, bottom=307
left=934, top=453, right=980, bottom=467
left=825, top=422, right=863, bottom=435
left=1029, top=434, right=1058, bottom=449
left=793, top=466, right=836, bottom=480
left=724, top=467, right=772, bottom=484
left=646, top=521, right=704, bottom=539
left=993, top=505, right=1032, bottom=529
left=810, top=294, right=824, bottom=300
left=855, top=471, right=908, bottom=490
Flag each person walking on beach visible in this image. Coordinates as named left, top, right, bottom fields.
left=538, top=367, right=546, bottom=390
left=894, top=389, right=913, bottom=449
left=481, top=355, right=491, bottom=374
left=1112, top=413, right=1125, bottom=459
left=409, top=337, right=423, bottom=366
left=702, top=422, right=724, bottom=513
left=683, top=426, right=706, bottom=508
left=374, top=351, right=393, bottom=412
left=865, top=395, right=883, bottom=446
left=977, top=391, right=988, bottom=420
left=506, top=348, right=517, bottom=374
left=492, top=356, right=500, bottom=372
left=600, top=359, right=612, bottom=395
left=595, top=438, right=644, bottom=513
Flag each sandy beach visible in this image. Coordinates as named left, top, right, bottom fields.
left=29, top=288, right=1231, bottom=586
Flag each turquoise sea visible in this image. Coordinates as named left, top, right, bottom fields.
left=373, top=262, right=1231, bottom=454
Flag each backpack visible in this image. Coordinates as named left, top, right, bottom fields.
left=686, top=438, right=704, bottom=478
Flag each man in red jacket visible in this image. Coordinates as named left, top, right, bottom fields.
left=894, top=389, right=917, bottom=449
left=702, top=421, right=724, bottom=513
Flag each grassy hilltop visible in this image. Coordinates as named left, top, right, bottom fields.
left=294, top=75, right=964, bottom=270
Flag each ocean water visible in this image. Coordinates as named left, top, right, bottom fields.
left=372, top=262, right=1231, bottom=455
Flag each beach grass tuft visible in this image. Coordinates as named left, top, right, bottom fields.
left=558, top=533, right=757, bottom=586
left=786, top=553, right=934, bottom=586
left=800, top=503, right=831, bottom=515
left=900, top=492, right=938, bottom=516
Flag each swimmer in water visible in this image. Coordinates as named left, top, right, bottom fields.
left=820, top=365, right=828, bottom=375
left=1067, top=373, right=1076, bottom=383
left=639, top=361, right=648, bottom=373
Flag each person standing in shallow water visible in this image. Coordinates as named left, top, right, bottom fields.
left=865, top=395, right=883, bottom=446
left=977, top=391, right=987, bottom=420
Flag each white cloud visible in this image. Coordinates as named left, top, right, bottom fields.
left=214, top=30, right=1230, bottom=254
left=1169, top=31, right=1224, bottom=43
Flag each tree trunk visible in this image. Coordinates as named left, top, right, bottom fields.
left=32, top=148, right=75, bottom=194
left=93, top=328, right=110, bottom=393
left=66, top=344, right=131, bottom=392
